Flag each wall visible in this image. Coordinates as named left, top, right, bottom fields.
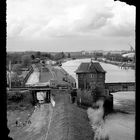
left=78, top=73, right=105, bottom=90
left=105, top=82, right=135, bottom=93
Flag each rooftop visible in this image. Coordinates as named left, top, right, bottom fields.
left=75, top=62, right=106, bottom=74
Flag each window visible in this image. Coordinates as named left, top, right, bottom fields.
left=90, top=74, right=94, bottom=78
left=99, top=75, right=103, bottom=78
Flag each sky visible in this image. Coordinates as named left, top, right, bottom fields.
left=7, top=0, right=136, bottom=52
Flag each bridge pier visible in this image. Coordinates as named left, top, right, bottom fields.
left=104, top=93, right=114, bottom=115
left=31, top=90, right=38, bottom=105
left=30, top=89, right=51, bottom=105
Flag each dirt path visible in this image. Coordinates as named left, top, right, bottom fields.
left=46, top=92, right=94, bottom=140
left=10, top=103, right=53, bottom=140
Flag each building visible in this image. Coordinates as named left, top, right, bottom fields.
left=81, top=50, right=86, bottom=55
left=75, top=60, right=106, bottom=91
left=75, top=60, right=113, bottom=112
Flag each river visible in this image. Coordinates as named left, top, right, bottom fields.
left=62, top=58, right=135, bottom=140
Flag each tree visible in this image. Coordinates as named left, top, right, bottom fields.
left=42, top=53, right=53, bottom=59
left=61, top=52, right=65, bottom=58
left=54, top=52, right=65, bottom=60
left=68, top=53, right=71, bottom=58
left=11, top=73, right=23, bottom=87
left=7, top=53, right=22, bottom=64
left=35, top=51, right=41, bottom=58
left=21, top=55, right=31, bottom=67
left=12, top=64, right=22, bottom=75
left=31, top=54, right=35, bottom=60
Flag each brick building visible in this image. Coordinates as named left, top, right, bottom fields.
left=75, top=61, right=106, bottom=91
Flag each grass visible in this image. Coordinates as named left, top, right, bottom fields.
left=7, top=90, right=35, bottom=139
left=77, top=89, right=94, bottom=107
left=7, top=90, right=34, bottom=111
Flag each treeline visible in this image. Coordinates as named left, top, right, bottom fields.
left=7, top=51, right=134, bottom=69
left=7, top=51, right=71, bottom=68
left=103, top=53, right=134, bottom=62
left=93, top=52, right=134, bottom=62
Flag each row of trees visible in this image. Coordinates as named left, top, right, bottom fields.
left=92, top=52, right=134, bottom=62
left=7, top=51, right=71, bottom=71
left=104, top=53, right=134, bottom=62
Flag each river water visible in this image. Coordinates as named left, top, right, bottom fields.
left=62, top=58, right=135, bottom=140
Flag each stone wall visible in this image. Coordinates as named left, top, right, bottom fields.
left=105, top=82, right=135, bottom=93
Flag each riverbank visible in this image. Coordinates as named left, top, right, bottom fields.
left=106, top=91, right=135, bottom=140
left=61, top=57, right=135, bottom=70
left=86, top=91, right=135, bottom=140
left=62, top=58, right=135, bottom=84
left=97, top=58, right=135, bottom=70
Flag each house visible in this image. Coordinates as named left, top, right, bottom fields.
left=75, top=60, right=106, bottom=91
left=81, top=50, right=86, bottom=55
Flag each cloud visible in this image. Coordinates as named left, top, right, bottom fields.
left=101, top=1, right=136, bottom=37
left=7, top=0, right=135, bottom=39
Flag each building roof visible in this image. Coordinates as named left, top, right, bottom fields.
left=75, top=62, right=106, bottom=74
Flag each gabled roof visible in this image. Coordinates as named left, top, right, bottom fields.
left=75, top=62, right=106, bottom=74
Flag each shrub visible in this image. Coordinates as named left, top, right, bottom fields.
left=77, top=89, right=93, bottom=106
left=7, top=91, right=34, bottom=110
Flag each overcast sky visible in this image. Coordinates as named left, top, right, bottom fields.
left=7, top=0, right=136, bottom=52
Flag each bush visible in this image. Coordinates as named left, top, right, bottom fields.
left=7, top=91, right=34, bottom=110
left=77, top=89, right=93, bottom=106
left=12, top=64, right=22, bottom=75
left=21, top=55, right=32, bottom=67
left=76, top=88, right=106, bottom=107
